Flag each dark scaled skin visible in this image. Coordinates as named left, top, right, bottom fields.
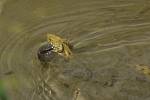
left=37, top=43, right=56, bottom=62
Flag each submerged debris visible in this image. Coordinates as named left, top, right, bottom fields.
left=135, top=64, right=150, bottom=76
left=73, top=88, right=80, bottom=100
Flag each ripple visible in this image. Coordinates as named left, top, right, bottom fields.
left=1, top=0, right=150, bottom=100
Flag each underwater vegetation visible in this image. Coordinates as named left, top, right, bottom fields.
left=0, top=81, right=7, bottom=100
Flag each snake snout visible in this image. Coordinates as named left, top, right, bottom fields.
left=37, top=43, right=56, bottom=62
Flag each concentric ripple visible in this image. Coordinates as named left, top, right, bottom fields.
left=1, top=0, right=150, bottom=100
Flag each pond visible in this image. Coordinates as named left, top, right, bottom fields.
left=0, top=0, right=150, bottom=100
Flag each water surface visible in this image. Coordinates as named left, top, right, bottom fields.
left=0, top=0, right=150, bottom=100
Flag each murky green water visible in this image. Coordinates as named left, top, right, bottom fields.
left=1, top=0, right=150, bottom=100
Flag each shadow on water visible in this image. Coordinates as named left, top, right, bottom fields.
left=1, top=0, right=150, bottom=100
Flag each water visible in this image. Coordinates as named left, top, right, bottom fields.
left=0, top=0, right=150, bottom=100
